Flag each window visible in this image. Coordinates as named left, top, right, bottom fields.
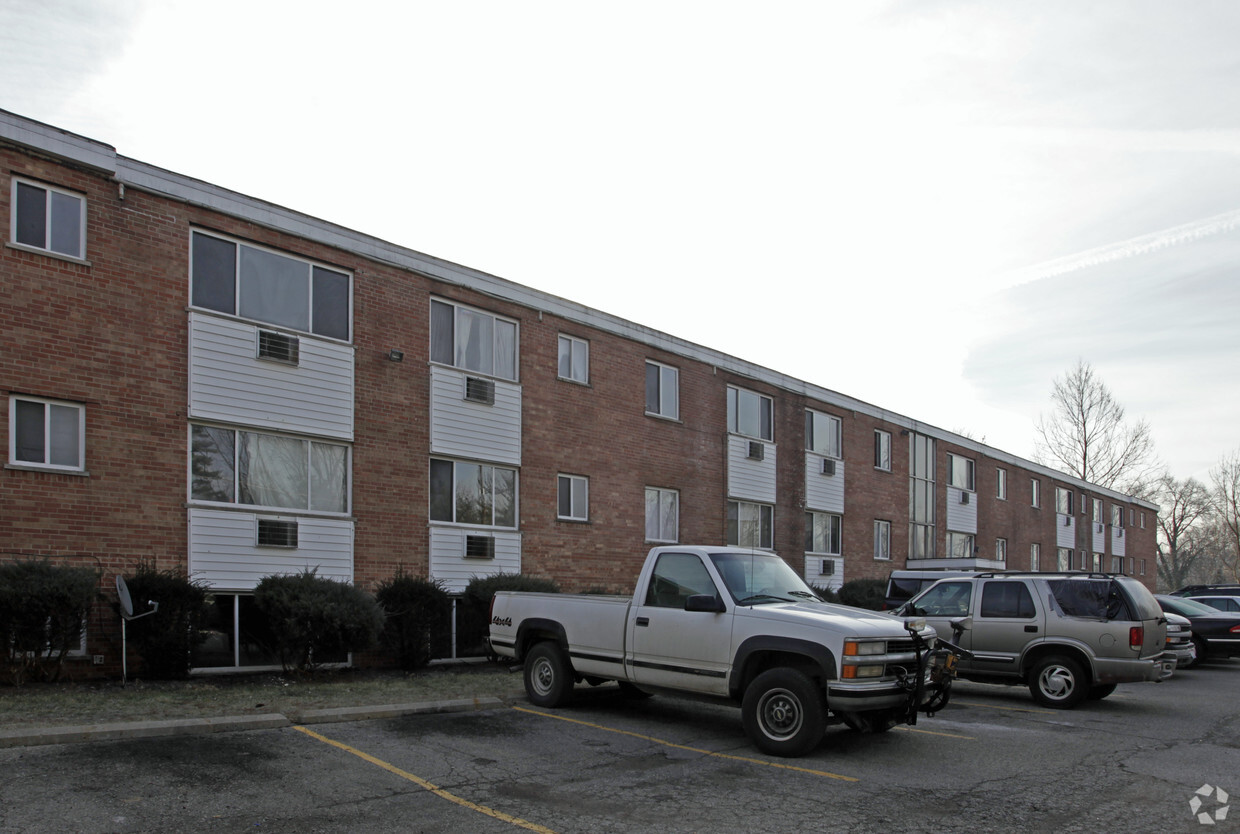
left=190, top=425, right=348, bottom=513
left=557, top=474, right=588, bottom=521
left=996, top=468, right=1007, bottom=500
left=874, top=520, right=891, bottom=561
left=948, top=454, right=975, bottom=491
left=645, top=360, right=679, bottom=419
left=429, top=459, right=517, bottom=528
left=980, top=581, right=1035, bottom=619
left=1140, top=559, right=1146, bottom=576
left=9, top=396, right=85, bottom=472
left=728, top=387, right=773, bottom=441
left=429, top=298, right=516, bottom=380
left=11, top=178, right=85, bottom=259
left=1140, top=512, right=1146, bottom=529
left=644, top=552, right=717, bottom=609
left=1057, top=548, right=1072, bottom=571
left=874, top=430, right=891, bottom=471
left=1092, top=498, right=1103, bottom=523
left=996, top=538, right=1007, bottom=562
left=805, top=512, right=841, bottom=555
left=947, top=532, right=975, bottom=559
left=1112, top=504, right=1123, bottom=527
left=1110, top=556, right=1123, bottom=573
left=191, top=231, right=351, bottom=341
left=727, top=500, right=773, bottom=549
left=1055, top=487, right=1073, bottom=515
left=911, top=581, right=972, bottom=617
left=909, top=433, right=936, bottom=559
left=1031, top=478, right=1041, bottom=508
left=645, top=487, right=679, bottom=543
left=557, top=335, right=588, bottom=384
left=1030, top=542, right=1041, bottom=572
left=805, top=410, right=841, bottom=458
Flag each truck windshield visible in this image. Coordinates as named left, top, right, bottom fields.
left=710, top=552, right=819, bottom=605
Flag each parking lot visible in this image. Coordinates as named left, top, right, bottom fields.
left=2, top=660, right=1238, bottom=833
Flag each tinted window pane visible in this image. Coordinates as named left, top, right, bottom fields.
left=494, top=468, right=516, bottom=527
left=558, top=476, right=572, bottom=517
left=311, top=267, right=350, bottom=340
left=48, top=404, right=80, bottom=467
left=14, top=399, right=45, bottom=462
left=15, top=182, right=46, bottom=248
left=429, top=459, right=453, bottom=521
left=191, top=233, right=237, bottom=313
left=454, top=462, right=488, bottom=525
left=646, top=363, right=660, bottom=413
left=49, top=191, right=82, bottom=257
left=239, top=245, right=309, bottom=331
left=191, top=425, right=236, bottom=502
left=430, top=301, right=454, bottom=365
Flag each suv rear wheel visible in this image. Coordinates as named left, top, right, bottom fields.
left=1028, top=655, right=1088, bottom=709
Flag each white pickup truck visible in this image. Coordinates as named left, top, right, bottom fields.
left=488, top=545, right=951, bottom=757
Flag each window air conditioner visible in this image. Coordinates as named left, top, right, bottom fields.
left=257, top=518, right=298, bottom=548
left=464, top=377, right=496, bottom=405
left=822, top=458, right=836, bottom=476
left=747, top=441, right=765, bottom=461
left=821, top=559, right=835, bottom=576
left=959, top=491, right=970, bottom=505
left=465, top=535, right=496, bottom=559
left=257, top=330, right=300, bottom=365
left=1064, top=516, right=1072, bottom=526
left=1118, top=528, right=1124, bottom=538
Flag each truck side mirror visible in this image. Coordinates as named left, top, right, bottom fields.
left=685, top=594, right=725, bottom=613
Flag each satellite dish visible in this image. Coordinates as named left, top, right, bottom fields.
left=116, top=575, right=134, bottom=619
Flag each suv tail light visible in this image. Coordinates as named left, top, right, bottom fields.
left=1129, top=626, right=1144, bottom=651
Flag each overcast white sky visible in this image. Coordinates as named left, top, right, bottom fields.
left=3, top=1, right=1238, bottom=485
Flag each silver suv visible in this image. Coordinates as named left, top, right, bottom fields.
left=897, top=572, right=1171, bottom=708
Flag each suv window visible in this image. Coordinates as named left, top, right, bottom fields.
left=980, top=581, right=1035, bottom=619
left=910, top=581, right=972, bottom=617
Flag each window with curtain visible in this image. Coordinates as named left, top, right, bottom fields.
left=430, top=299, right=517, bottom=380
left=190, top=425, right=348, bottom=513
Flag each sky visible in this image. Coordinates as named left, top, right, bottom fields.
left=2, top=0, right=1238, bottom=487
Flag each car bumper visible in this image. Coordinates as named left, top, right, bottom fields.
left=827, top=675, right=939, bottom=713
left=1093, top=655, right=1170, bottom=685
left=1165, top=644, right=1197, bottom=667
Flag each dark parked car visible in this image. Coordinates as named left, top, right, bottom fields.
left=1155, top=595, right=1240, bottom=663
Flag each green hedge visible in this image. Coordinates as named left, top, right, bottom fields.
left=837, top=578, right=886, bottom=610
left=253, top=570, right=385, bottom=675
left=119, top=562, right=209, bottom=680
left=0, top=560, right=99, bottom=685
left=375, top=570, right=452, bottom=670
left=457, top=573, right=560, bottom=657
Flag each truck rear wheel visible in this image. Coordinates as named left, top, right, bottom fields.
left=741, top=668, right=825, bottom=758
left=524, top=642, right=575, bottom=708
left=1028, top=655, right=1088, bottom=709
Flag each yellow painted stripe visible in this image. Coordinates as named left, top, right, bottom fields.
left=954, top=701, right=1056, bottom=715
left=512, top=706, right=858, bottom=782
left=893, top=725, right=976, bottom=740
left=293, top=725, right=557, bottom=834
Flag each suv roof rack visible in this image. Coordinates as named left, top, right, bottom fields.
left=1172, top=584, right=1240, bottom=595
left=972, top=571, right=1118, bottom=580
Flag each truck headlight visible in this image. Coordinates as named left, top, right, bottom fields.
left=843, top=640, right=886, bottom=656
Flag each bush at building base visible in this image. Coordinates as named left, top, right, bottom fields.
left=253, top=570, right=385, bottom=675
left=119, top=562, right=209, bottom=680
left=836, top=578, right=886, bottom=610
left=458, top=573, right=560, bottom=658
left=376, top=569, right=452, bottom=670
left=0, top=559, right=100, bottom=685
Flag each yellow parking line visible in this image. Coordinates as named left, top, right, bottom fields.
left=293, top=725, right=556, bottom=834
left=512, top=706, right=859, bottom=782
left=953, top=701, right=1056, bottom=715
left=894, top=725, right=975, bottom=740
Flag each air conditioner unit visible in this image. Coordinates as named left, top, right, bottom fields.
left=257, top=518, right=298, bottom=548
left=464, top=377, right=496, bottom=405
left=1064, top=516, right=1072, bottom=526
left=747, top=441, right=765, bottom=461
left=257, top=330, right=300, bottom=365
left=959, top=491, right=970, bottom=505
left=1096, top=523, right=1104, bottom=534
left=820, top=559, right=835, bottom=576
left=1118, top=528, right=1124, bottom=539
left=465, top=535, right=496, bottom=559
left=822, top=458, right=836, bottom=476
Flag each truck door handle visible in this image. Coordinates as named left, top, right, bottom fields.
left=636, top=617, right=649, bottom=627
left=1024, top=625, right=1038, bottom=633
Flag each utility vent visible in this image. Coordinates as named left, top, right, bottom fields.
left=959, top=491, right=970, bottom=505
left=257, top=518, right=298, bottom=548
left=465, top=377, right=496, bottom=405
left=747, top=441, right=765, bottom=461
left=257, top=330, right=300, bottom=365
left=820, top=559, right=835, bottom=576
left=822, top=458, right=836, bottom=476
left=465, top=535, right=495, bottom=559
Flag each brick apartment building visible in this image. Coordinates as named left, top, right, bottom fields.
left=0, top=110, right=1159, bottom=674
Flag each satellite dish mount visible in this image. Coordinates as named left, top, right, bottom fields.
left=116, top=575, right=159, bottom=686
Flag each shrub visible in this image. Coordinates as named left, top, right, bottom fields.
left=810, top=585, right=840, bottom=604
left=837, top=578, right=886, bottom=610
left=375, top=569, right=452, bottom=670
left=253, top=570, right=385, bottom=675
left=118, top=562, right=209, bottom=680
left=457, top=573, right=560, bottom=658
left=0, top=559, right=99, bottom=685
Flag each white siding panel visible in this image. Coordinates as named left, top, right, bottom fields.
left=189, top=313, right=354, bottom=439
left=1111, top=527, right=1127, bottom=558
left=429, top=366, right=522, bottom=465
left=1057, top=514, right=1076, bottom=549
left=1092, top=522, right=1106, bottom=555
left=188, top=508, right=354, bottom=590
left=805, top=453, right=844, bottom=513
left=727, top=437, right=777, bottom=503
left=804, top=556, right=843, bottom=591
left=945, top=488, right=978, bottom=534
left=430, top=527, right=522, bottom=593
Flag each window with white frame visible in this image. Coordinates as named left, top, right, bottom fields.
left=645, top=360, right=679, bottom=419
left=1112, top=504, right=1123, bottom=527
left=1110, top=556, right=1122, bottom=573
left=805, top=410, right=841, bottom=458
left=874, top=430, right=891, bottom=471
left=727, top=500, right=773, bottom=549
left=1140, top=512, right=1146, bottom=529
left=11, top=178, right=85, bottom=259
left=1030, top=542, right=1041, bottom=571
left=9, top=396, right=85, bottom=472
left=557, top=474, right=588, bottom=521
left=1031, top=478, right=1041, bottom=508
left=429, top=458, right=517, bottom=528
left=996, top=468, right=1007, bottom=500
left=874, top=520, right=891, bottom=561
left=947, top=532, right=975, bottom=559
left=644, top=487, right=679, bottom=543
left=1055, top=487, right=1073, bottom=515
left=190, top=425, right=348, bottom=513
left=557, top=334, right=588, bottom=384
left=191, top=231, right=351, bottom=341
left=728, top=386, right=773, bottom=441
left=429, top=298, right=517, bottom=380
left=996, top=538, right=1007, bottom=562
left=805, top=512, right=841, bottom=556
left=1092, top=498, right=1103, bottom=523
left=948, top=454, right=975, bottom=491
left=1057, top=548, right=1072, bottom=571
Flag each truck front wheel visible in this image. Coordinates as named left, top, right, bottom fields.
left=741, top=668, right=825, bottom=758
left=524, top=642, right=575, bottom=708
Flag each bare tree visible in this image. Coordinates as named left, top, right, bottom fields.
left=1209, top=450, right=1240, bottom=584
left=1154, top=473, right=1212, bottom=590
left=1034, top=359, right=1158, bottom=492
